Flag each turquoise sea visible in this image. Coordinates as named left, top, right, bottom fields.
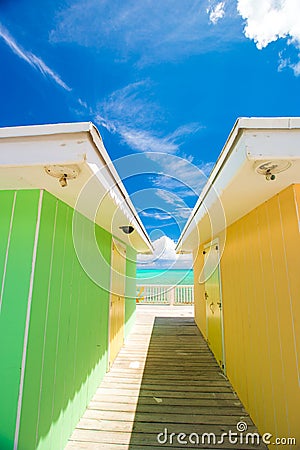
left=136, top=269, right=194, bottom=285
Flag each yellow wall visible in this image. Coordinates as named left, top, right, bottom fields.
left=194, top=184, right=300, bottom=447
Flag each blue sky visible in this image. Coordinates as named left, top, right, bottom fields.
left=1, top=0, right=300, bottom=259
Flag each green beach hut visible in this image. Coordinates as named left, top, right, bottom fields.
left=0, top=122, right=152, bottom=450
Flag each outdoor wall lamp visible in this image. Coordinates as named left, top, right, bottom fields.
left=59, top=175, right=68, bottom=187
left=265, top=169, right=276, bottom=181
left=254, top=160, right=291, bottom=181
left=45, top=164, right=80, bottom=187
left=119, top=225, right=135, bottom=234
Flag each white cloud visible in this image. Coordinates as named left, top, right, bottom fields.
left=140, top=210, right=173, bottom=220
left=92, top=82, right=214, bottom=239
left=142, top=157, right=213, bottom=225
left=208, top=2, right=226, bottom=25
left=94, top=83, right=213, bottom=229
left=78, top=98, right=88, bottom=108
left=95, top=82, right=202, bottom=154
left=291, top=59, right=300, bottom=76
left=154, top=190, right=192, bottom=220
left=98, top=80, right=160, bottom=129
left=149, top=154, right=213, bottom=194
left=278, top=49, right=300, bottom=76
left=117, top=123, right=203, bottom=154
left=50, top=0, right=241, bottom=63
left=149, top=175, right=196, bottom=197
left=278, top=50, right=289, bottom=71
left=237, top=0, right=300, bottom=49
left=0, top=23, right=71, bottom=91
left=118, top=127, right=179, bottom=153
left=129, top=154, right=212, bottom=228
left=137, top=236, right=192, bottom=269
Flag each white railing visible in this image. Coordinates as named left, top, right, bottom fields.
left=136, top=284, right=194, bottom=305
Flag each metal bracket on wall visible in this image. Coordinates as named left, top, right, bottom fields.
left=44, top=164, right=80, bottom=187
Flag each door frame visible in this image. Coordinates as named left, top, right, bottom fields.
left=107, top=238, right=126, bottom=370
left=203, top=238, right=226, bottom=373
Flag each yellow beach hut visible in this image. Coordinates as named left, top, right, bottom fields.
left=176, top=117, right=300, bottom=447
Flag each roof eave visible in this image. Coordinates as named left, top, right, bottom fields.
left=176, top=117, right=300, bottom=253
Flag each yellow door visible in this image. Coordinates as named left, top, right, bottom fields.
left=109, top=240, right=126, bottom=368
left=203, top=241, right=224, bottom=370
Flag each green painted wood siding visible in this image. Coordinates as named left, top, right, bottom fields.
left=0, top=190, right=42, bottom=450
left=0, top=190, right=117, bottom=450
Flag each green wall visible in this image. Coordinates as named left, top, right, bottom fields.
left=0, top=190, right=42, bottom=450
left=0, top=189, right=134, bottom=450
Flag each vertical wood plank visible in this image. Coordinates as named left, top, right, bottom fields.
left=18, top=192, right=57, bottom=450
left=0, top=190, right=40, bottom=449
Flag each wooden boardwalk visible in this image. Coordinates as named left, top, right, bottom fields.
left=66, top=305, right=267, bottom=449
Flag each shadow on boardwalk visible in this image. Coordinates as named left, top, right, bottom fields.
left=66, top=306, right=267, bottom=449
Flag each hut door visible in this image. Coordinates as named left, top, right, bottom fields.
left=203, top=240, right=225, bottom=370
left=109, top=240, right=126, bottom=368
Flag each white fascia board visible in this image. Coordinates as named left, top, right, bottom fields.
left=176, top=117, right=300, bottom=252
left=0, top=122, right=91, bottom=167
left=0, top=141, right=86, bottom=167
left=0, top=122, right=91, bottom=139
left=245, top=129, right=300, bottom=160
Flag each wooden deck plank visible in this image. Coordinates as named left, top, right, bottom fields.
left=67, top=442, right=265, bottom=450
left=75, top=418, right=258, bottom=434
left=69, top=429, right=266, bottom=449
left=87, top=402, right=247, bottom=415
left=66, top=305, right=267, bottom=450
left=89, top=395, right=242, bottom=406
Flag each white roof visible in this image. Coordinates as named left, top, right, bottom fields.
left=176, top=117, right=300, bottom=253
left=0, top=122, right=153, bottom=254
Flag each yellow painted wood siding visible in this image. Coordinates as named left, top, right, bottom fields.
left=219, top=184, right=300, bottom=446
left=109, top=240, right=126, bottom=367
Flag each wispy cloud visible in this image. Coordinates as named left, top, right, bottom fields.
left=142, top=156, right=213, bottom=227
left=278, top=49, right=300, bottom=77
left=117, top=127, right=179, bottom=153
left=149, top=155, right=213, bottom=194
left=207, top=1, right=226, bottom=25
left=95, top=81, right=203, bottom=154
left=98, top=80, right=160, bottom=128
left=155, top=190, right=193, bottom=220
left=149, top=175, right=200, bottom=204
left=78, top=98, right=88, bottom=108
left=50, top=0, right=241, bottom=64
left=118, top=123, right=203, bottom=154
left=94, top=80, right=213, bottom=230
left=140, top=210, right=173, bottom=221
left=94, top=80, right=212, bottom=229
left=0, top=22, right=71, bottom=91
left=290, top=60, right=300, bottom=76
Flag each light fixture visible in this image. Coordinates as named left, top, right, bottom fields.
left=45, top=165, right=80, bottom=187
left=59, top=175, right=68, bottom=187
left=119, top=225, right=135, bottom=234
left=254, top=160, right=291, bottom=181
